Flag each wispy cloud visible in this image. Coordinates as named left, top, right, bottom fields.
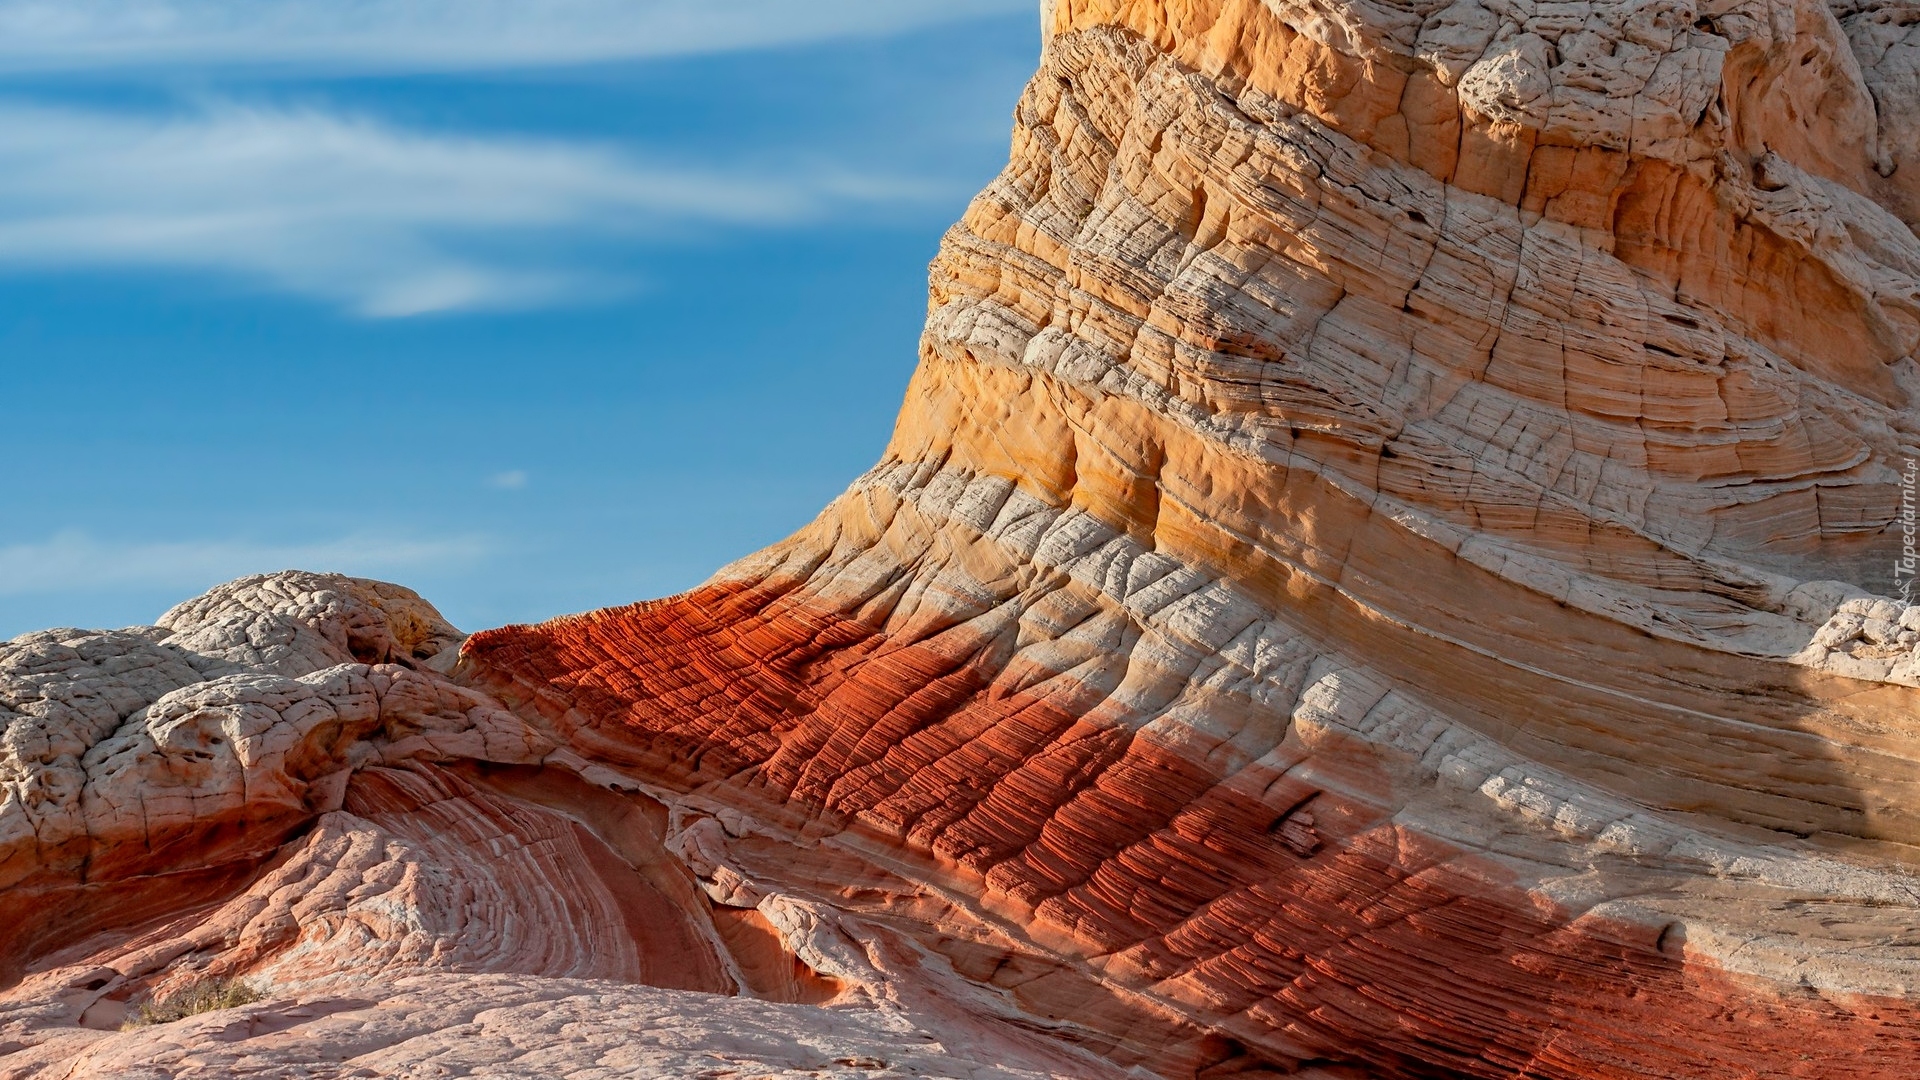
left=0, top=0, right=1033, bottom=72
left=488, top=470, right=530, bottom=490
left=0, top=530, right=490, bottom=596
left=0, top=101, right=940, bottom=315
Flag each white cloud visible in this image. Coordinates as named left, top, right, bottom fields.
left=488, top=470, right=530, bottom=490
left=0, top=101, right=939, bottom=315
left=0, top=0, right=1034, bottom=72
left=0, top=530, right=490, bottom=596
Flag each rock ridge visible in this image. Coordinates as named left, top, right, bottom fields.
left=5, top=0, right=1920, bottom=1076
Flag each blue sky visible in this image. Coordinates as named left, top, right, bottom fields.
left=0, top=1, right=1039, bottom=638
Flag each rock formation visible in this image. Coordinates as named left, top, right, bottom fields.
left=7, top=1, right=1920, bottom=1077
left=0, top=573, right=1139, bottom=1079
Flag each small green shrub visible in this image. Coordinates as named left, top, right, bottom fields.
left=124, top=977, right=263, bottom=1027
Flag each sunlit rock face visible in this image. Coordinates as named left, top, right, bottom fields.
left=0, top=573, right=1132, bottom=1080
left=6, top=1, right=1920, bottom=1078
left=464, top=0, right=1920, bottom=1075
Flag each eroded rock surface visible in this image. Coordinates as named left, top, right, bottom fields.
left=8, top=0, right=1920, bottom=1076
left=0, top=573, right=1151, bottom=1079
left=463, top=0, right=1920, bottom=1075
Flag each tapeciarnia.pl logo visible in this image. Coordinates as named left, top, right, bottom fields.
left=1899, top=458, right=1918, bottom=602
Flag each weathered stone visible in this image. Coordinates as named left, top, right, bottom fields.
left=7, top=0, right=1920, bottom=1076
left=457, top=1, right=1920, bottom=1073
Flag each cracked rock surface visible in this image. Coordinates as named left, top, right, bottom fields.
left=461, top=1, right=1920, bottom=1075
left=0, top=574, right=1136, bottom=1080
left=9, top=0, right=1920, bottom=1077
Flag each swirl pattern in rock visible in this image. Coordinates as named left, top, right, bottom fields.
left=460, top=1, right=1920, bottom=1075
left=0, top=574, right=1139, bottom=1079
left=8, top=0, right=1920, bottom=1076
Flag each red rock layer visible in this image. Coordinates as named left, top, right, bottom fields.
left=0, top=572, right=1163, bottom=1079
left=456, top=4, right=1920, bottom=1070
left=20, top=761, right=739, bottom=1027
left=463, top=581, right=1920, bottom=1079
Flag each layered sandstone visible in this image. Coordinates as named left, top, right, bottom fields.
left=463, top=0, right=1920, bottom=1074
left=6, top=0, right=1920, bottom=1077
left=0, top=573, right=1142, bottom=1079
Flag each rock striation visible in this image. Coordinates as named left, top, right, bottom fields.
left=464, top=0, right=1920, bottom=1074
left=0, top=573, right=1142, bottom=1079
left=7, top=1, right=1920, bottom=1077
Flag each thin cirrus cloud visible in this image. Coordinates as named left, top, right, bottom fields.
left=0, top=0, right=1034, bottom=72
left=0, top=101, right=944, bottom=316
left=0, top=530, right=490, bottom=597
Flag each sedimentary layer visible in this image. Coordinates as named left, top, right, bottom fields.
left=6, top=0, right=1920, bottom=1077
left=0, top=574, right=1147, bottom=1079
left=463, top=1, right=1920, bottom=1075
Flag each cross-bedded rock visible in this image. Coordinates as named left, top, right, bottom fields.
left=8, top=1, right=1920, bottom=1076
left=461, top=1, right=1920, bottom=1075
left=0, top=574, right=1147, bottom=1080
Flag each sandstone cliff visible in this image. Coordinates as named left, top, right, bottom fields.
left=7, top=1, right=1920, bottom=1077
